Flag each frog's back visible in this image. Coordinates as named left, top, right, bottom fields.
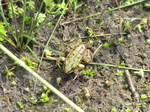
left=64, top=44, right=87, bottom=73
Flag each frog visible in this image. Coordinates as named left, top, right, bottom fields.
left=56, top=43, right=93, bottom=74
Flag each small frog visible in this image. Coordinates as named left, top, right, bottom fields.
left=57, top=43, right=93, bottom=74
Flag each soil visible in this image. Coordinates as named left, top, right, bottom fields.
left=0, top=0, right=150, bottom=112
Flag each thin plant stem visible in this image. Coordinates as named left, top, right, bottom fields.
left=89, top=62, right=150, bottom=72
left=125, top=70, right=139, bottom=102
left=109, top=0, right=147, bottom=11
left=10, top=0, right=19, bottom=46
left=29, top=0, right=45, bottom=37
left=21, top=0, right=26, bottom=36
left=20, top=0, right=27, bottom=49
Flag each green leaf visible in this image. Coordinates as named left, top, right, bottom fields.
left=144, top=3, right=150, bottom=8
left=16, top=102, right=24, bottom=109
left=44, top=0, right=55, bottom=13
left=140, top=94, right=147, bottom=100
left=27, top=1, right=35, bottom=10
left=0, top=23, right=7, bottom=36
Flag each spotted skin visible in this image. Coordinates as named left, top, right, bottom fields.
left=83, top=49, right=93, bottom=63
left=64, top=44, right=86, bottom=73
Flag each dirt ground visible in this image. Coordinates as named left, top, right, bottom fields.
left=0, top=0, right=150, bottom=112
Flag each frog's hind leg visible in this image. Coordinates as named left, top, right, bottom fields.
left=73, top=64, right=85, bottom=80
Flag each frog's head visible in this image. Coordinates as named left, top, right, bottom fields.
left=84, top=44, right=92, bottom=51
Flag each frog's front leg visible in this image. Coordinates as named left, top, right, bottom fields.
left=56, top=57, right=66, bottom=68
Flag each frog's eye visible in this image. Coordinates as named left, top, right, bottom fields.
left=79, top=44, right=86, bottom=49
left=85, top=44, right=92, bottom=50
